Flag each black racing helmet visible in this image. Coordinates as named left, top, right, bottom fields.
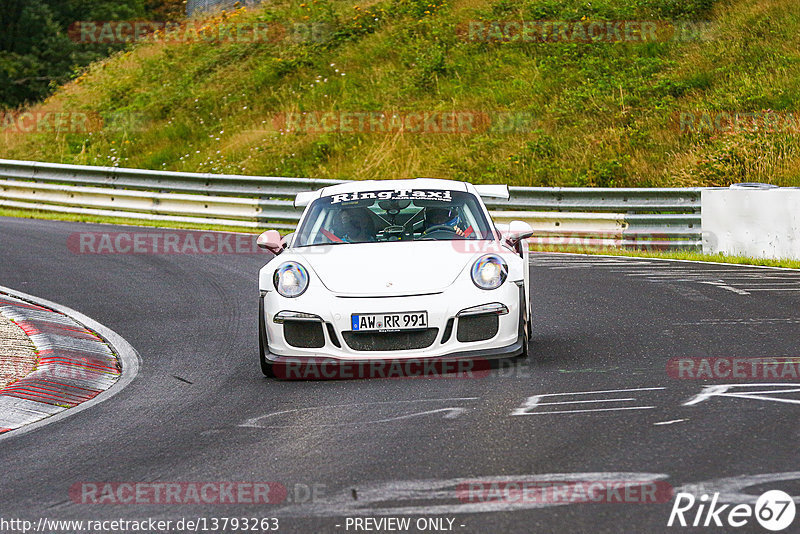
left=425, top=206, right=459, bottom=226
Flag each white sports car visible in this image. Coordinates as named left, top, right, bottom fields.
left=257, top=178, right=533, bottom=378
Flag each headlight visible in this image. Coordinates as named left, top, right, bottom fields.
left=273, top=262, right=309, bottom=297
left=471, top=255, right=508, bottom=290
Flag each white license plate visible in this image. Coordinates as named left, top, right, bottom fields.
left=351, top=312, right=428, bottom=332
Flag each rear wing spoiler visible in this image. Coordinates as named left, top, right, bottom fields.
left=296, top=183, right=509, bottom=207
left=294, top=190, right=320, bottom=208
left=474, top=184, right=510, bottom=200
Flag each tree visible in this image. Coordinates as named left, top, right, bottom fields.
left=0, top=0, right=179, bottom=109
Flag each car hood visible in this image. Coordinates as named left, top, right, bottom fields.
left=293, top=241, right=475, bottom=296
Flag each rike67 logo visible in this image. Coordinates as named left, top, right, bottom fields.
left=668, top=490, right=796, bottom=531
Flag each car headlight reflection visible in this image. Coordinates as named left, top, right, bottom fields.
left=273, top=262, right=309, bottom=297
left=471, top=255, right=508, bottom=290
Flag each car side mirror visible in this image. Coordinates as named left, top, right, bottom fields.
left=506, top=220, right=534, bottom=248
left=257, top=230, right=284, bottom=255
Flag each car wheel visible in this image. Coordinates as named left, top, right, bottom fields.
left=518, top=304, right=530, bottom=360
left=521, top=323, right=530, bottom=359
left=527, top=302, right=533, bottom=339
left=259, top=299, right=276, bottom=378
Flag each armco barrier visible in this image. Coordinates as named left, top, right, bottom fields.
left=484, top=187, right=702, bottom=249
left=0, top=159, right=702, bottom=249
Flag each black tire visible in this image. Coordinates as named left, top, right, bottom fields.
left=526, top=300, right=533, bottom=339
left=259, top=298, right=276, bottom=378
left=519, top=301, right=530, bottom=360
left=520, top=323, right=530, bottom=360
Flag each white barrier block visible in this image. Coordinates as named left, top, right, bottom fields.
left=702, top=188, right=800, bottom=260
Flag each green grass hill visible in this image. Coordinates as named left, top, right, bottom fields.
left=2, top=0, right=800, bottom=188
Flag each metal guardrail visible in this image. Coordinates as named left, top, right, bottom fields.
left=485, top=187, right=702, bottom=249
left=0, top=159, right=702, bottom=249
left=0, top=159, right=341, bottom=230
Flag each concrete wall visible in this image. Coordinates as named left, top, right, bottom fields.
left=702, top=188, right=800, bottom=260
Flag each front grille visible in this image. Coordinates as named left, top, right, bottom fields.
left=456, top=314, right=499, bottom=342
left=342, top=328, right=439, bottom=351
left=284, top=321, right=325, bottom=348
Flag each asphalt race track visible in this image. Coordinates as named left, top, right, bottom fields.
left=2, top=216, right=800, bottom=533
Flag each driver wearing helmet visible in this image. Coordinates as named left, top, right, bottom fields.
left=337, top=208, right=376, bottom=243
left=423, top=206, right=465, bottom=236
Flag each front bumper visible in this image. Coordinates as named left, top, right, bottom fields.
left=260, top=279, right=525, bottom=362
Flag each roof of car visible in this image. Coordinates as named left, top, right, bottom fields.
left=293, top=178, right=514, bottom=208
left=294, top=178, right=474, bottom=208
left=319, top=178, right=469, bottom=197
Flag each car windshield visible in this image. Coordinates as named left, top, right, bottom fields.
left=293, top=189, right=495, bottom=247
